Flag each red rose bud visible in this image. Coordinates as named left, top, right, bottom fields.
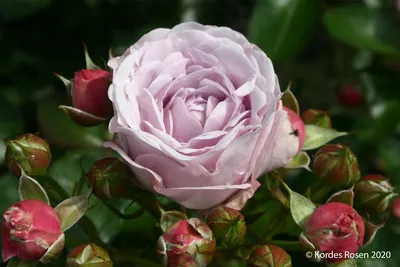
left=354, top=175, right=397, bottom=214
left=304, top=202, right=365, bottom=263
left=301, top=109, right=332, bottom=129
left=157, top=218, right=216, bottom=267
left=5, top=133, right=51, bottom=177
left=2, top=200, right=63, bottom=262
left=390, top=197, right=400, bottom=220
left=248, top=245, right=292, bottom=267
left=87, top=158, right=135, bottom=200
left=206, top=207, right=246, bottom=248
left=72, top=69, right=112, bottom=119
left=283, top=107, right=306, bottom=152
left=66, top=243, right=112, bottom=267
left=168, top=252, right=196, bottom=267
left=313, top=144, right=360, bottom=187
left=337, top=82, right=364, bottom=108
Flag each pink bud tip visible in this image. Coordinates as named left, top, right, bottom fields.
left=283, top=107, right=306, bottom=152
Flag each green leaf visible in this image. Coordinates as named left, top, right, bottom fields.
left=83, top=43, right=102, bottom=70
left=281, top=84, right=300, bottom=114
left=49, top=150, right=123, bottom=243
left=363, top=218, right=385, bottom=247
left=7, top=258, right=37, bottom=267
left=323, top=5, right=400, bottom=55
left=248, top=0, right=318, bottom=60
left=285, top=151, right=311, bottom=171
left=55, top=195, right=89, bottom=232
left=303, top=125, right=349, bottom=151
left=326, top=188, right=355, bottom=207
left=39, top=233, right=65, bottom=264
left=19, top=171, right=50, bottom=204
left=0, top=0, right=52, bottom=21
left=281, top=182, right=316, bottom=229
left=37, top=99, right=107, bottom=149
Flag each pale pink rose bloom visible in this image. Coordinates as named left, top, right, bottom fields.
left=104, top=22, right=299, bottom=210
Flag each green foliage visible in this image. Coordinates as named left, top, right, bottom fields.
left=248, top=0, right=319, bottom=61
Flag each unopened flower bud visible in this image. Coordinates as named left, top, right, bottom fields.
left=87, top=158, right=135, bottom=200
left=66, top=243, right=112, bottom=267
left=303, top=202, right=365, bottom=263
left=313, top=144, right=360, bottom=187
left=390, top=197, right=400, bottom=220
left=168, top=252, right=196, bottom=267
left=248, top=245, right=292, bottom=267
left=337, top=82, right=364, bottom=108
left=206, top=207, right=246, bottom=248
left=2, top=200, right=64, bottom=262
left=157, top=218, right=216, bottom=267
left=301, top=109, right=332, bottom=128
left=354, top=175, right=397, bottom=214
left=73, top=69, right=112, bottom=118
left=283, top=107, right=306, bottom=152
left=5, top=133, right=51, bottom=177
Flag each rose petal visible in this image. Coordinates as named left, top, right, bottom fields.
left=170, top=97, right=203, bottom=142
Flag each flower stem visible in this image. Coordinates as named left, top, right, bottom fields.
left=102, top=200, right=146, bottom=219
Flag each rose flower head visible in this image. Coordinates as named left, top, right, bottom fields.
left=2, top=200, right=63, bottom=262
left=157, top=218, right=216, bottom=267
left=104, top=22, right=300, bottom=210
left=303, top=202, right=365, bottom=263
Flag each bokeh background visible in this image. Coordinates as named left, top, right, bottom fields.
left=1, top=0, right=400, bottom=266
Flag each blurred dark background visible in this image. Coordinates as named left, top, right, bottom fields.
left=1, top=0, right=400, bottom=266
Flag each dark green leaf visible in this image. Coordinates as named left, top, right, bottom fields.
left=55, top=196, right=89, bottom=232
left=37, top=99, right=108, bottom=149
left=248, top=0, right=318, bottom=60
left=323, top=5, right=400, bottom=55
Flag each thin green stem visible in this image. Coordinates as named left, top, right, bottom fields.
left=103, top=200, right=146, bottom=220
